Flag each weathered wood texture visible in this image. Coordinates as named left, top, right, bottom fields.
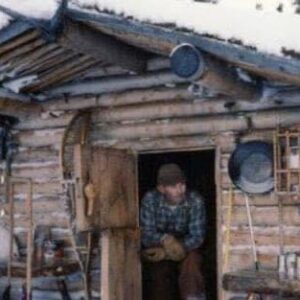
left=91, top=147, right=138, bottom=229
left=223, top=270, right=300, bottom=296
left=101, top=229, right=141, bottom=300
left=217, top=132, right=300, bottom=299
left=57, top=18, right=148, bottom=73
left=6, top=86, right=300, bottom=300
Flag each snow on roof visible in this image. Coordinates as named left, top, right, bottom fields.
left=70, top=0, right=300, bottom=57
left=0, top=11, right=11, bottom=30
left=0, top=0, right=58, bottom=30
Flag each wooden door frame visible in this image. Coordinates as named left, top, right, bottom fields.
left=136, top=145, right=221, bottom=300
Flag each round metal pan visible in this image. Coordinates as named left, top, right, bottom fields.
left=228, top=141, right=274, bottom=194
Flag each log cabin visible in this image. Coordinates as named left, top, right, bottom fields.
left=0, top=1, right=300, bottom=299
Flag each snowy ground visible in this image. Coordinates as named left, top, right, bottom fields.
left=0, top=0, right=299, bottom=57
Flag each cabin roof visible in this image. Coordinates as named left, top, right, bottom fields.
left=0, top=1, right=300, bottom=104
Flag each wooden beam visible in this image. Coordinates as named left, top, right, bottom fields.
left=0, top=20, right=34, bottom=45
left=0, top=92, right=41, bottom=117
left=223, top=270, right=300, bottom=296
left=170, top=43, right=258, bottom=99
left=196, top=53, right=259, bottom=99
left=57, top=18, right=149, bottom=73
left=67, top=9, right=300, bottom=87
left=43, top=71, right=189, bottom=97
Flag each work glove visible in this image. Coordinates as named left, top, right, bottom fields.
left=142, top=247, right=166, bottom=262
left=161, top=234, right=186, bottom=261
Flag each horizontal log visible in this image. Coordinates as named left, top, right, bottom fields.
left=222, top=226, right=300, bottom=247
left=224, top=249, right=278, bottom=271
left=0, top=181, right=62, bottom=196
left=16, top=145, right=59, bottom=163
left=223, top=270, right=300, bottom=296
left=15, top=112, right=75, bottom=131
left=44, top=86, right=192, bottom=111
left=9, top=163, right=61, bottom=180
left=222, top=206, right=300, bottom=227
left=0, top=96, right=41, bottom=118
left=0, top=198, right=64, bottom=215
left=45, top=70, right=189, bottom=97
left=14, top=128, right=64, bottom=147
left=12, top=211, right=69, bottom=228
left=221, top=190, right=300, bottom=206
left=92, top=135, right=215, bottom=152
left=94, top=108, right=300, bottom=141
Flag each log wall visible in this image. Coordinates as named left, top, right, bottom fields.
left=3, top=86, right=300, bottom=299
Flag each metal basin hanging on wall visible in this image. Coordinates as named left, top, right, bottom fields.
left=228, top=141, right=274, bottom=194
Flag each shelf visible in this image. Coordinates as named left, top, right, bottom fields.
left=0, top=260, right=80, bottom=278
left=223, top=269, right=300, bottom=296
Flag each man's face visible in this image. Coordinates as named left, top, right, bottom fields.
left=158, top=182, right=186, bottom=205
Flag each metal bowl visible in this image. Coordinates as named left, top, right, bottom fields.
left=228, top=141, right=274, bottom=194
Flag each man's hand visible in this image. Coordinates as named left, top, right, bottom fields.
left=142, top=247, right=166, bottom=262
left=161, top=234, right=186, bottom=261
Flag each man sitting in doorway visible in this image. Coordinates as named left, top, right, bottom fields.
left=140, top=163, right=206, bottom=300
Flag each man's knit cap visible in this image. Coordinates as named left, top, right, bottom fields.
left=157, top=163, right=186, bottom=186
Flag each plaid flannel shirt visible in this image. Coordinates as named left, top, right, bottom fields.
left=140, top=189, right=206, bottom=251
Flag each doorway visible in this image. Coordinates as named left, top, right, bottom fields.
left=138, top=149, right=217, bottom=300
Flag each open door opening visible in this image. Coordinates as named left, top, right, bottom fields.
left=138, top=149, right=217, bottom=300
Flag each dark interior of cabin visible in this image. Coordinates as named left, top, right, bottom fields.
left=138, top=149, right=217, bottom=300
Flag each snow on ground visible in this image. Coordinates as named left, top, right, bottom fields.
left=70, top=0, right=300, bottom=57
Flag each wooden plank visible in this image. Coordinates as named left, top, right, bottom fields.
left=1, top=44, right=59, bottom=73
left=223, top=270, right=300, bottom=296
left=91, top=147, right=138, bottom=229
left=0, top=29, right=41, bottom=55
left=101, top=229, right=141, bottom=300
left=57, top=18, right=148, bottom=73
left=18, top=48, right=72, bottom=76
left=23, top=55, right=96, bottom=92
left=0, top=38, right=45, bottom=65
left=0, top=21, right=34, bottom=45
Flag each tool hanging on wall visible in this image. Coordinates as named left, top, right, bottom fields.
left=60, top=111, right=94, bottom=300
left=244, top=194, right=263, bottom=300
left=223, top=185, right=234, bottom=273
left=60, top=111, right=93, bottom=232
left=243, top=193, right=259, bottom=272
